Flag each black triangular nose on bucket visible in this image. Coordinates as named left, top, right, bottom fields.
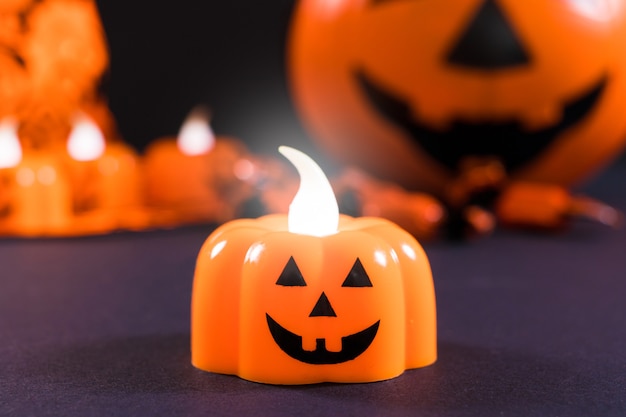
left=309, top=292, right=337, bottom=317
left=446, top=0, right=531, bottom=70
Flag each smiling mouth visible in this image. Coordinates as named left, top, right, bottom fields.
left=266, top=314, right=379, bottom=365
left=354, top=70, right=607, bottom=172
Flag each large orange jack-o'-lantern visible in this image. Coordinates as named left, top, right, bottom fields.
left=289, top=0, right=626, bottom=200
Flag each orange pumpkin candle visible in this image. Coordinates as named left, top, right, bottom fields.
left=191, top=146, right=437, bottom=384
left=66, top=114, right=145, bottom=233
left=0, top=119, right=72, bottom=236
left=143, top=107, right=252, bottom=225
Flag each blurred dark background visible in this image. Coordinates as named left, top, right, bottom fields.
left=95, top=0, right=312, bottom=157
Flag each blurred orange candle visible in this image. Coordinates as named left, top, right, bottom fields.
left=143, top=106, right=252, bottom=225
left=66, top=114, right=145, bottom=232
left=0, top=118, right=72, bottom=236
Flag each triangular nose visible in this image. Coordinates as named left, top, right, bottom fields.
left=446, top=0, right=530, bottom=70
left=309, top=292, right=337, bottom=317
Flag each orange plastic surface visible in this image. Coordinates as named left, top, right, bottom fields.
left=191, top=214, right=437, bottom=384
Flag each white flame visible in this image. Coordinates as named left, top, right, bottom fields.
left=67, top=114, right=106, bottom=161
left=279, top=146, right=339, bottom=237
left=0, top=118, right=22, bottom=169
left=177, top=107, right=215, bottom=156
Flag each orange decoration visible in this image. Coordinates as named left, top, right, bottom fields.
left=496, top=182, right=622, bottom=230
left=0, top=120, right=72, bottom=236
left=334, top=168, right=445, bottom=240
left=289, top=0, right=626, bottom=198
left=24, top=0, right=108, bottom=100
left=1, top=0, right=111, bottom=149
left=0, top=0, right=32, bottom=13
left=7, top=153, right=73, bottom=236
left=192, top=147, right=436, bottom=384
left=65, top=114, right=147, bottom=233
left=1, top=1, right=267, bottom=238
left=0, top=51, right=29, bottom=120
left=144, top=107, right=254, bottom=225
left=1, top=1, right=115, bottom=235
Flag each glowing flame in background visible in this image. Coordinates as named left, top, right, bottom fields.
left=67, top=114, right=106, bottom=161
left=0, top=118, right=22, bottom=169
left=177, top=107, right=215, bottom=156
left=279, top=146, right=339, bottom=237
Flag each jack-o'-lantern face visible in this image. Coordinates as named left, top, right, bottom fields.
left=235, top=229, right=413, bottom=383
left=191, top=215, right=437, bottom=384
left=267, top=256, right=379, bottom=365
left=290, top=0, right=626, bottom=194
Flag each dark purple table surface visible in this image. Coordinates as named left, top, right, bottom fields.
left=2, top=163, right=625, bottom=417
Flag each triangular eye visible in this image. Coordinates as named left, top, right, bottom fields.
left=276, top=256, right=307, bottom=286
left=342, top=258, right=373, bottom=287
